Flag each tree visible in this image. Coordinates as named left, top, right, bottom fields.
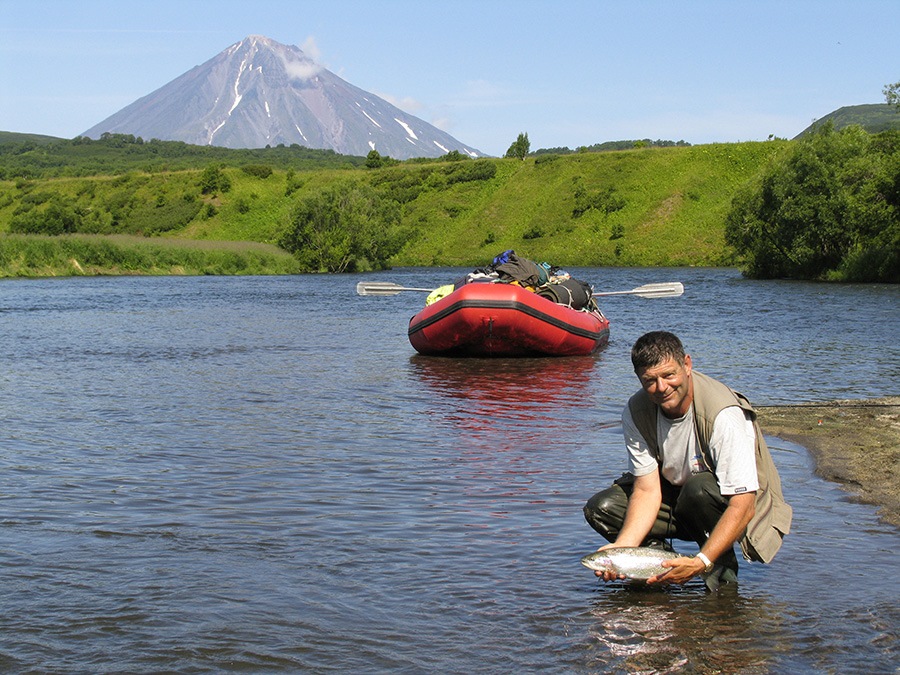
left=884, top=80, right=900, bottom=111
left=198, top=164, right=231, bottom=195
left=505, top=132, right=530, bottom=160
left=365, top=150, right=384, bottom=169
left=725, top=123, right=899, bottom=282
left=278, top=181, right=407, bottom=273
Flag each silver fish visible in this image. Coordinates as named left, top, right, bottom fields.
left=581, top=546, right=681, bottom=580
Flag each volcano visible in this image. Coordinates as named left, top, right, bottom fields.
left=82, top=35, right=481, bottom=160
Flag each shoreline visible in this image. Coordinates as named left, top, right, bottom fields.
left=756, top=397, right=900, bottom=528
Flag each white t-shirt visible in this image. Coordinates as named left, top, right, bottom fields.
left=622, top=403, right=759, bottom=495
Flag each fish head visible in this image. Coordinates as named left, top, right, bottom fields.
left=580, top=550, right=615, bottom=573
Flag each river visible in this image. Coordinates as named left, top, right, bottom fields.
left=0, top=267, right=897, bottom=673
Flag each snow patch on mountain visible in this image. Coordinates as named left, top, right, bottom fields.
left=395, top=118, right=418, bottom=140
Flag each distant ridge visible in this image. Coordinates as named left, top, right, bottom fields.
left=795, top=103, right=900, bottom=138
left=82, top=35, right=482, bottom=160
left=0, top=131, right=62, bottom=145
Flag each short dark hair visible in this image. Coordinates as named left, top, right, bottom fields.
left=631, top=331, right=686, bottom=372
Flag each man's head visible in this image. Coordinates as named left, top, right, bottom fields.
left=631, top=331, right=693, bottom=418
left=631, top=331, right=686, bottom=371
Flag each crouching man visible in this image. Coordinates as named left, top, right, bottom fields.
left=584, top=331, right=792, bottom=591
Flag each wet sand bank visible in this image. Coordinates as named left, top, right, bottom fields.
left=757, top=397, right=900, bottom=527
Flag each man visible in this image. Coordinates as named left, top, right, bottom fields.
left=583, top=331, right=792, bottom=591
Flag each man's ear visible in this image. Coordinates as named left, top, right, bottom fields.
left=683, top=354, right=692, bottom=375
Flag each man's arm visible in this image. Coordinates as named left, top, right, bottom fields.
left=593, top=470, right=663, bottom=580
left=613, top=471, right=663, bottom=547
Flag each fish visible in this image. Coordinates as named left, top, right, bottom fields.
left=580, top=546, right=681, bottom=580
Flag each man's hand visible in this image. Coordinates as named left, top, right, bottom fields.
left=645, top=555, right=706, bottom=585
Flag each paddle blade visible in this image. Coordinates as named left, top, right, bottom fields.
left=356, top=281, right=434, bottom=296
left=357, top=281, right=403, bottom=296
left=593, top=282, right=684, bottom=299
left=630, top=282, right=684, bottom=299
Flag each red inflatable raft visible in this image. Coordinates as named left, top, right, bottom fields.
left=407, top=283, right=610, bottom=357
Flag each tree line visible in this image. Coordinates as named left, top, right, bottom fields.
left=0, top=133, right=365, bottom=179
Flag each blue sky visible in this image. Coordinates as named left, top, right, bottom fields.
left=1, top=0, right=897, bottom=156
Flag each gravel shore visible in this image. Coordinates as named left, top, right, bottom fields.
left=756, top=397, right=900, bottom=528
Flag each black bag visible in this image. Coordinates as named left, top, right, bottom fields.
left=536, top=277, right=593, bottom=310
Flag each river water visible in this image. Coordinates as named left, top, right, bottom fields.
left=0, top=267, right=897, bottom=673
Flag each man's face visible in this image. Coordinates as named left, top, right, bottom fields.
left=636, top=354, right=693, bottom=418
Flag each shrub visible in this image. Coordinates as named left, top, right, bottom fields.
left=241, top=164, right=273, bottom=179
left=443, top=159, right=496, bottom=184
left=285, top=170, right=304, bottom=196
left=199, top=165, right=232, bottom=195
left=9, top=198, right=83, bottom=235
left=573, top=178, right=626, bottom=217
left=121, top=195, right=203, bottom=235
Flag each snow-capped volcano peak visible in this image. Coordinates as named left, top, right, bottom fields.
left=82, top=35, right=481, bottom=159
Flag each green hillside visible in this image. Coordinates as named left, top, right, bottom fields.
left=0, top=140, right=790, bottom=276
left=388, top=143, right=788, bottom=267
left=795, top=103, right=900, bottom=137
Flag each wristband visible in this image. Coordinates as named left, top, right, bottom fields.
left=695, top=552, right=714, bottom=573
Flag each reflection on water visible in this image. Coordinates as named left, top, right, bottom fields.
left=0, top=269, right=897, bottom=673
left=411, top=354, right=603, bottom=439
left=585, top=588, right=792, bottom=673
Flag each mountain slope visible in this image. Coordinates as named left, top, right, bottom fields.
left=82, top=35, right=481, bottom=160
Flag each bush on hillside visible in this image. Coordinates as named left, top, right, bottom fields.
left=121, top=194, right=203, bottom=235
left=444, top=159, right=496, bottom=183
left=241, top=164, right=274, bottom=179
left=199, top=165, right=232, bottom=195
left=572, top=178, right=627, bottom=217
left=9, top=198, right=83, bottom=235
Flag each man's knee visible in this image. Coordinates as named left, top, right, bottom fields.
left=674, top=472, right=727, bottom=527
left=583, top=484, right=628, bottom=540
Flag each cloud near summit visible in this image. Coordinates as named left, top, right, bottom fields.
left=280, top=55, right=321, bottom=81
left=279, top=35, right=323, bottom=81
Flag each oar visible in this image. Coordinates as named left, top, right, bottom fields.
left=356, top=281, right=436, bottom=296
left=357, top=280, right=684, bottom=298
left=593, top=282, right=684, bottom=299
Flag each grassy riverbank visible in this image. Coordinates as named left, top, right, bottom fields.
left=0, top=234, right=303, bottom=277
left=757, top=397, right=900, bottom=527
left=0, top=141, right=790, bottom=277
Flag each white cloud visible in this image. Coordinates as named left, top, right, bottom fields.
left=300, top=36, right=322, bottom=62
left=282, top=58, right=321, bottom=81
left=278, top=35, right=323, bottom=81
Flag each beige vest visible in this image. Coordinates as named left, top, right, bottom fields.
left=628, top=370, right=792, bottom=563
